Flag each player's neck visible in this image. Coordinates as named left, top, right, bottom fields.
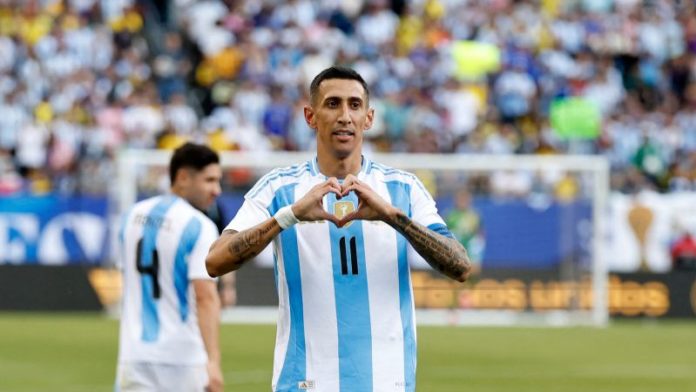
left=170, top=186, right=184, bottom=200
left=317, top=151, right=362, bottom=179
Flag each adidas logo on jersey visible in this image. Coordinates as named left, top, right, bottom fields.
left=298, top=380, right=315, bottom=389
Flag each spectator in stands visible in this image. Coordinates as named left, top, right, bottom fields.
left=153, top=31, right=190, bottom=103
left=671, top=229, right=696, bottom=270
left=262, top=86, right=293, bottom=149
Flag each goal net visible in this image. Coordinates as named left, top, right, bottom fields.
left=116, top=150, right=609, bottom=327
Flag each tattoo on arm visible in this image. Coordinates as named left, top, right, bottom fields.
left=390, top=213, right=471, bottom=282
left=225, top=220, right=279, bottom=267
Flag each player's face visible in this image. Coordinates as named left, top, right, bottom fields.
left=304, top=79, right=374, bottom=160
left=184, top=163, right=222, bottom=211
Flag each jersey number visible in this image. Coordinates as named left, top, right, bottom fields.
left=339, top=236, right=359, bottom=275
left=136, top=238, right=160, bottom=298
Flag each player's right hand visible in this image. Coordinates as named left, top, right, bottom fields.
left=292, top=177, right=342, bottom=225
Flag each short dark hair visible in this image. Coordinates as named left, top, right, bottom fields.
left=309, top=65, right=370, bottom=105
left=169, top=142, right=219, bottom=184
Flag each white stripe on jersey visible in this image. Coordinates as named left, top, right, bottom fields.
left=364, top=219, right=406, bottom=389
left=272, top=232, right=290, bottom=390
left=297, top=206, right=340, bottom=391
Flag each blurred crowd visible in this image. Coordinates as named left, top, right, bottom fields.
left=2, top=0, right=696, bottom=197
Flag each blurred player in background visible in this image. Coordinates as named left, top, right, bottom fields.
left=116, top=143, right=224, bottom=391
left=445, top=189, right=485, bottom=274
left=207, top=66, right=471, bottom=391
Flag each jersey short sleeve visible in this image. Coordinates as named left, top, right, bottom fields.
left=409, top=175, right=453, bottom=238
left=224, top=170, right=280, bottom=232
left=225, top=197, right=272, bottom=232
left=407, top=174, right=455, bottom=268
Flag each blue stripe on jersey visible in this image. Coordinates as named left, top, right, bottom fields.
left=327, top=190, right=373, bottom=392
left=371, top=165, right=424, bottom=192
left=428, top=223, right=455, bottom=239
left=173, top=217, right=202, bottom=321
left=371, top=164, right=431, bottom=203
left=248, top=162, right=310, bottom=199
left=386, top=181, right=417, bottom=391
left=268, top=184, right=307, bottom=392
left=272, top=252, right=279, bottom=293
left=140, top=196, right=177, bottom=342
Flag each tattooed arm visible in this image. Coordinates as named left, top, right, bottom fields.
left=206, top=219, right=281, bottom=277
left=206, top=178, right=342, bottom=277
left=388, top=211, right=472, bottom=282
left=339, top=174, right=472, bottom=282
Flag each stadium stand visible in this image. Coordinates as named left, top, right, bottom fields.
left=1, top=0, right=696, bottom=198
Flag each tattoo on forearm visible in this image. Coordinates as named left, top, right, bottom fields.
left=226, top=222, right=277, bottom=263
left=391, top=214, right=471, bottom=281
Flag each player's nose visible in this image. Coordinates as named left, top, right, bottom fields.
left=337, top=103, right=352, bottom=124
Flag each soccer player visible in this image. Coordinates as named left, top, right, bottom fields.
left=206, top=66, right=471, bottom=392
left=116, top=142, right=224, bottom=392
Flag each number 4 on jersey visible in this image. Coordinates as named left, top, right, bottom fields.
left=136, top=238, right=160, bottom=298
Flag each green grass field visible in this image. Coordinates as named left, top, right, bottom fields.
left=0, top=313, right=694, bottom=392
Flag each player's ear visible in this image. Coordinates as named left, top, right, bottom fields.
left=174, top=167, right=191, bottom=186
left=304, top=105, right=317, bottom=130
left=364, top=107, right=374, bottom=130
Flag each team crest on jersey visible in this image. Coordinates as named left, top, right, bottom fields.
left=298, top=380, right=315, bottom=389
left=333, top=201, right=355, bottom=227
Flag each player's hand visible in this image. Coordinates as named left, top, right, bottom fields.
left=338, top=174, right=399, bottom=227
left=292, top=177, right=342, bottom=225
left=206, top=361, right=224, bottom=392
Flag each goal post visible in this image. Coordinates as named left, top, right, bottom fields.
left=116, top=150, right=610, bottom=327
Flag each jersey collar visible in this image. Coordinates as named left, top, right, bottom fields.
left=311, top=155, right=371, bottom=179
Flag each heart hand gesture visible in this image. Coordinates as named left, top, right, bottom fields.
left=337, top=174, right=399, bottom=228
left=292, top=177, right=342, bottom=226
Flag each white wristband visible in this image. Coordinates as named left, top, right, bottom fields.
left=274, top=205, right=300, bottom=229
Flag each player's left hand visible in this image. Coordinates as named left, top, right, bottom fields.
left=206, top=361, right=224, bottom=392
left=337, top=174, right=399, bottom=227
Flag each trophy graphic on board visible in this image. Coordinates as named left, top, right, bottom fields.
left=627, top=202, right=654, bottom=272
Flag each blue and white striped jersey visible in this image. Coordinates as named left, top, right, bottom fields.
left=117, top=194, right=218, bottom=365
left=226, top=157, right=453, bottom=392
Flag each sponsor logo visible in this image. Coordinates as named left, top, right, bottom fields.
left=298, top=380, right=315, bottom=389
left=0, top=212, right=107, bottom=264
